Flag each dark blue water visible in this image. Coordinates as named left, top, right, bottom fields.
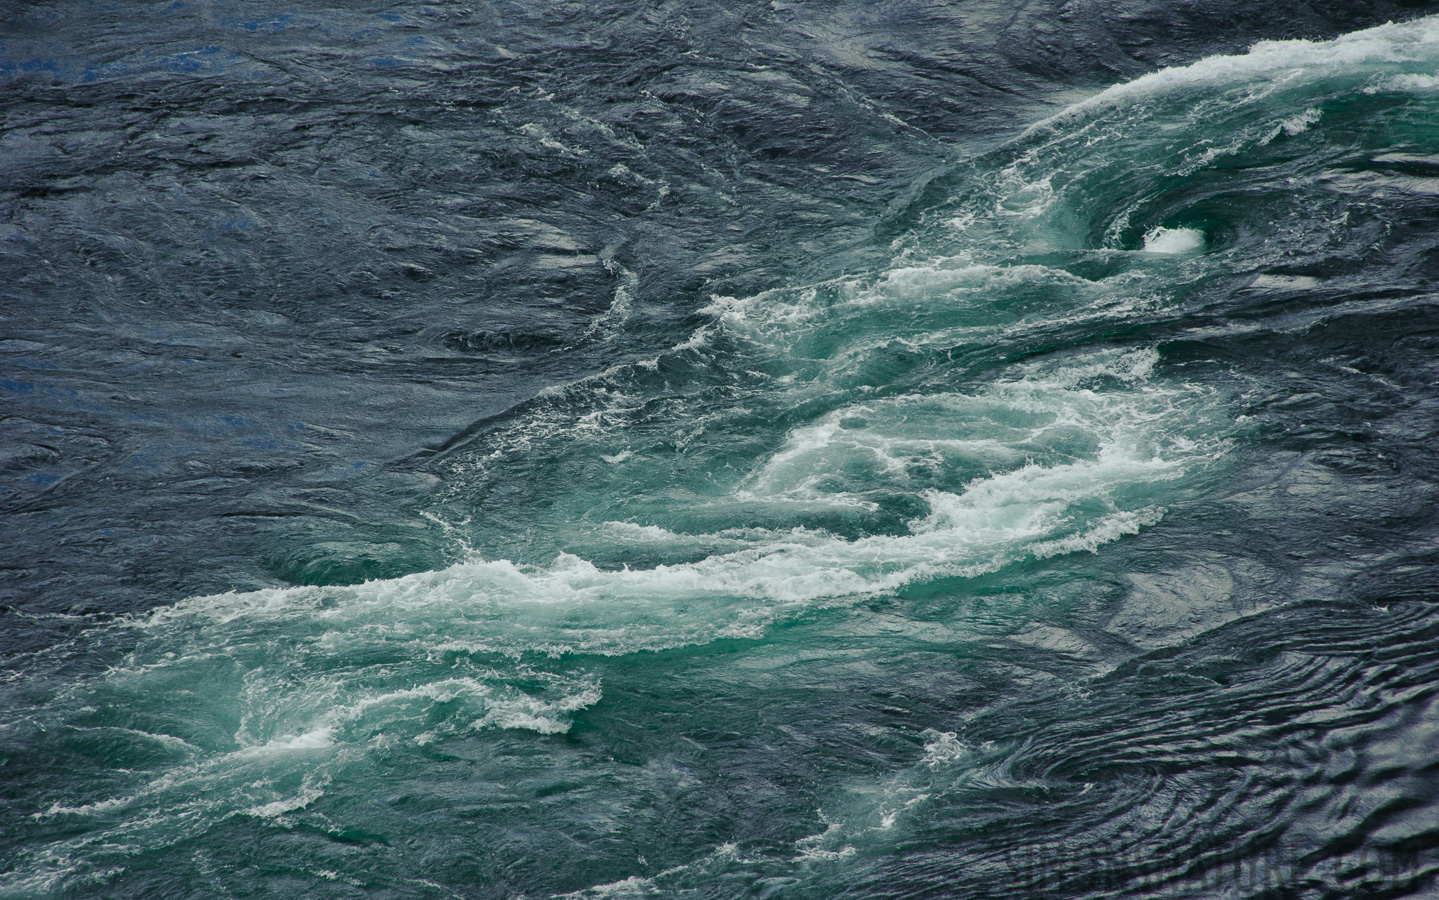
left=4, top=2, right=1439, bottom=897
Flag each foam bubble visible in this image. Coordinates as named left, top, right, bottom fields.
left=1143, top=226, right=1205, bottom=254
left=1388, top=71, right=1439, bottom=91
left=244, top=785, right=324, bottom=819
left=1278, top=107, right=1322, bottom=137
left=247, top=728, right=334, bottom=754
left=920, top=730, right=968, bottom=766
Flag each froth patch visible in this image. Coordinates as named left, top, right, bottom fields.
left=1143, top=226, right=1205, bottom=255
left=1034, top=15, right=1439, bottom=127
left=246, top=728, right=335, bottom=754
left=1378, top=71, right=1439, bottom=92
left=244, top=785, right=325, bottom=819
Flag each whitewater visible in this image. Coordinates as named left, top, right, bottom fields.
left=3, top=6, right=1439, bottom=898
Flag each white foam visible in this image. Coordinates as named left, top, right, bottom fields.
left=472, top=681, right=603, bottom=734
left=700, top=262, right=1099, bottom=363
left=1032, top=15, right=1439, bottom=129
left=39, top=795, right=133, bottom=819
left=1379, top=71, right=1439, bottom=91
left=245, top=785, right=324, bottom=819
left=229, top=671, right=603, bottom=755
left=1143, top=226, right=1205, bottom=255
left=1278, top=107, right=1323, bottom=137
left=244, top=727, right=335, bottom=754
left=920, top=730, right=968, bottom=766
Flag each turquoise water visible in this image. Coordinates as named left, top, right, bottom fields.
left=5, top=11, right=1439, bottom=898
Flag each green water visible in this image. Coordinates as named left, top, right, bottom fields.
left=7, top=16, right=1439, bottom=898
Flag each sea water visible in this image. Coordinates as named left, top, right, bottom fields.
left=3, top=5, right=1439, bottom=898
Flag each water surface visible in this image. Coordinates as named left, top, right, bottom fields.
left=3, top=3, right=1439, bottom=897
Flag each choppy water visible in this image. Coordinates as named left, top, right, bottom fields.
left=4, top=2, right=1439, bottom=897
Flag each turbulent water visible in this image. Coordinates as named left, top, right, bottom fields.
left=4, top=2, right=1439, bottom=897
